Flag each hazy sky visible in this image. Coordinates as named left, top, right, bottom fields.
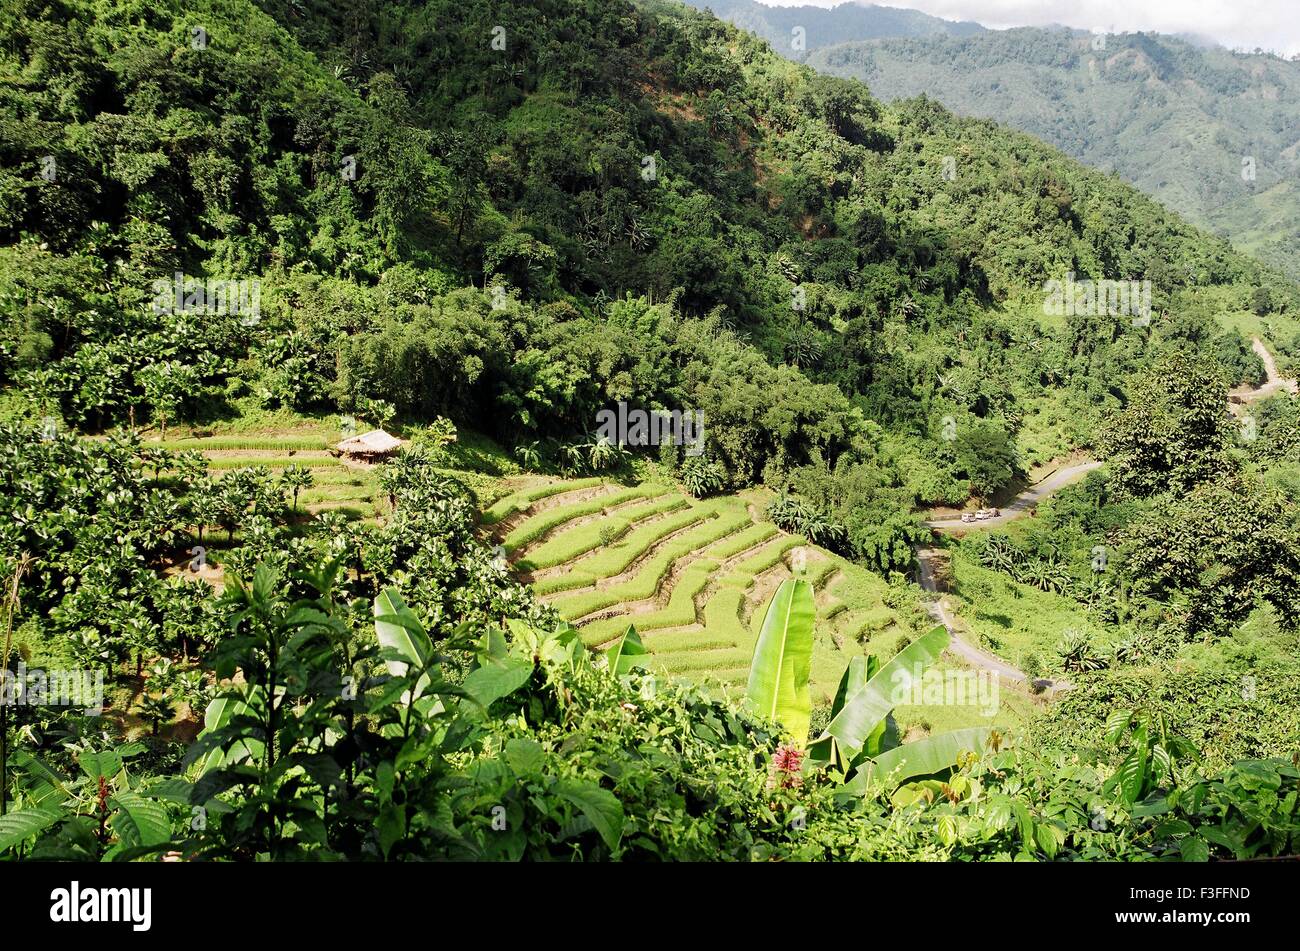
left=757, top=0, right=1300, bottom=57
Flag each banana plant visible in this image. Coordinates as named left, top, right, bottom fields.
left=605, top=624, right=649, bottom=677
left=809, top=625, right=991, bottom=791
left=745, top=578, right=815, bottom=741
left=809, top=654, right=884, bottom=765
left=850, top=727, right=994, bottom=793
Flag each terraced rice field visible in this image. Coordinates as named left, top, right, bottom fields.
left=157, top=432, right=384, bottom=522
left=481, top=477, right=928, bottom=706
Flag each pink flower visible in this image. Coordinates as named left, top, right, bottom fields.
left=770, top=743, right=804, bottom=789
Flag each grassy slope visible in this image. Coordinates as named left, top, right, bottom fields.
left=946, top=549, right=1111, bottom=674
left=486, top=474, right=1037, bottom=733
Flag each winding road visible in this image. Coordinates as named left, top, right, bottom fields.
left=915, top=462, right=1096, bottom=695
left=915, top=336, right=1296, bottom=695
left=924, top=461, right=1103, bottom=533
left=1228, top=337, right=1298, bottom=414
left=916, top=548, right=1070, bottom=694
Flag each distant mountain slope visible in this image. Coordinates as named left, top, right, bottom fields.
left=806, top=27, right=1300, bottom=279
left=680, top=0, right=984, bottom=55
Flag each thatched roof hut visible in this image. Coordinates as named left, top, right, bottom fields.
left=335, top=429, right=402, bottom=461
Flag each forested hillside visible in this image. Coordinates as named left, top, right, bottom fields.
left=680, top=0, right=985, bottom=53
left=807, top=27, right=1300, bottom=281
left=0, top=0, right=1297, bottom=863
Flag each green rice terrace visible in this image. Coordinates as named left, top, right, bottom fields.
left=156, top=431, right=379, bottom=520
left=6, top=0, right=1300, bottom=871
left=146, top=425, right=1041, bottom=737
left=480, top=477, right=1035, bottom=734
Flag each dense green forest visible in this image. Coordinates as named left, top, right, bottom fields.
left=682, top=0, right=986, bottom=53
left=0, top=0, right=1296, bottom=862
left=805, top=26, right=1300, bottom=282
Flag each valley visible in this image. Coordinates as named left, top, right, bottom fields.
left=0, top=0, right=1296, bottom=867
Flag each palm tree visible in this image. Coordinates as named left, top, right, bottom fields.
left=977, top=534, right=1017, bottom=573
left=190, top=481, right=220, bottom=545
left=1046, top=562, right=1074, bottom=595
left=561, top=441, right=588, bottom=476
left=513, top=441, right=543, bottom=472
left=1056, top=629, right=1106, bottom=673
left=586, top=433, right=627, bottom=472
left=785, top=332, right=823, bottom=369
left=279, top=465, right=314, bottom=516
left=360, top=397, right=396, bottom=432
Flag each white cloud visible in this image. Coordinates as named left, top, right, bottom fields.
left=755, top=0, right=1300, bottom=57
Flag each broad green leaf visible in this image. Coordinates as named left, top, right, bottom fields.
left=377, top=804, right=406, bottom=858
left=745, top=579, right=815, bottom=741
left=1104, top=709, right=1133, bottom=744
left=143, top=778, right=194, bottom=805
left=985, top=796, right=1013, bottom=831
left=198, top=692, right=265, bottom=771
left=109, top=793, right=171, bottom=848
left=463, top=656, right=534, bottom=708
left=0, top=807, right=63, bottom=852
left=1152, top=818, right=1193, bottom=838
left=605, top=624, right=649, bottom=677
left=813, top=626, right=949, bottom=763
left=297, top=753, right=343, bottom=794
left=12, top=752, right=71, bottom=808
left=852, top=726, right=991, bottom=791
left=481, top=626, right=508, bottom=660
left=1013, top=802, right=1034, bottom=847
left=78, top=750, right=123, bottom=782
left=937, top=814, right=958, bottom=847
left=373, top=587, right=432, bottom=677
left=1114, top=749, right=1146, bottom=806
left=1201, top=825, right=1244, bottom=855
left=830, top=655, right=871, bottom=718
left=554, top=780, right=624, bottom=850
left=810, top=656, right=883, bottom=766
left=891, top=780, right=943, bottom=809
left=1036, top=822, right=1062, bottom=859
left=504, top=738, right=545, bottom=776
left=1151, top=742, right=1172, bottom=780
left=1179, top=834, right=1210, bottom=863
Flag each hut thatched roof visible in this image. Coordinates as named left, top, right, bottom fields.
left=336, top=429, right=402, bottom=456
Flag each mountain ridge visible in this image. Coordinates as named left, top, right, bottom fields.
left=801, top=25, right=1300, bottom=280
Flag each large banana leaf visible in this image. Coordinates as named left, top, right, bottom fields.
left=745, top=578, right=815, bottom=742
left=812, top=625, right=949, bottom=764
left=808, top=654, right=882, bottom=767
left=198, top=690, right=266, bottom=773
left=845, top=726, right=992, bottom=793
left=605, top=624, right=649, bottom=677
left=830, top=655, right=875, bottom=717
left=373, top=587, right=433, bottom=677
